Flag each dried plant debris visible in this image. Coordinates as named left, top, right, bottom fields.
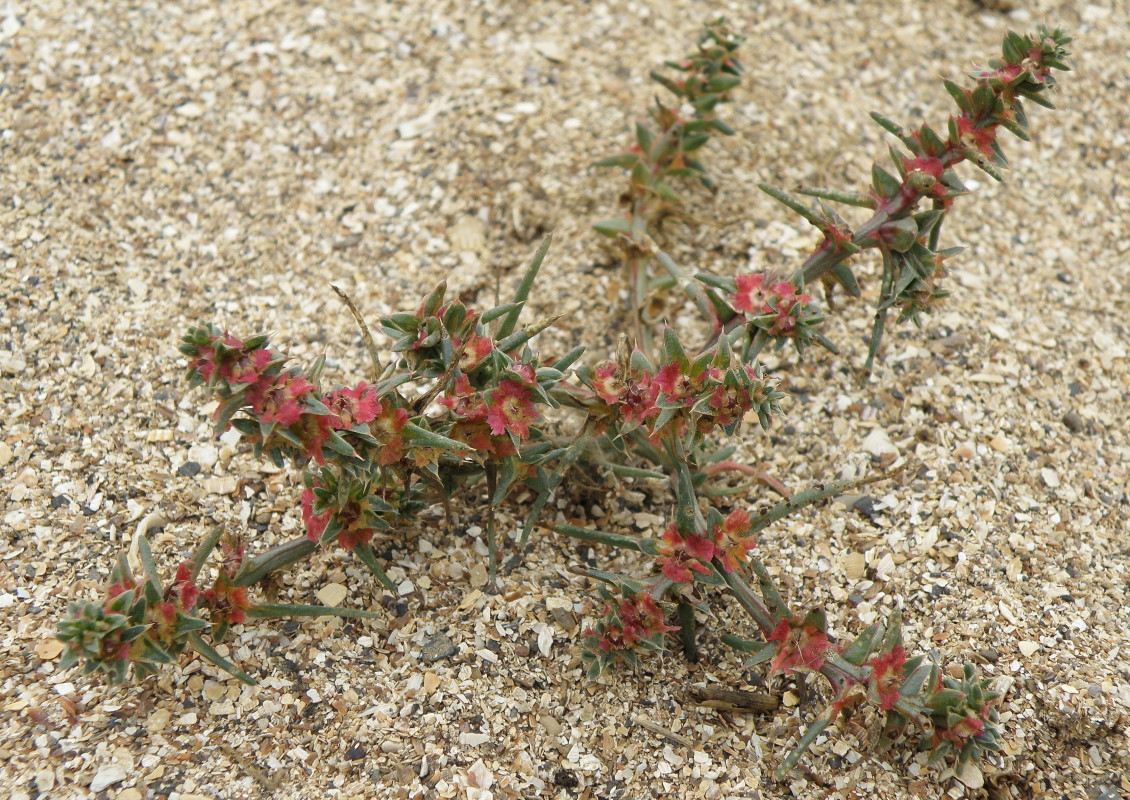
left=2, top=0, right=1129, bottom=798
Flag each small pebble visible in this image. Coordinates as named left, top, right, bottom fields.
left=420, top=632, right=457, bottom=663
left=90, top=764, right=128, bottom=793
left=316, top=582, right=348, bottom=607
left=1062, top=411, right=1084, bottom=433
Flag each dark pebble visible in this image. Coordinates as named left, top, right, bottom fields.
left=50, top=495, right=70, bottom=509
left=553, top=769, right=579, bottom=788
left=851, top=495, right=877, bottom=517
left=345, top=745, right=366, bottom=761
left=1062, top=411, right=1084, bottom=433
left=419, top=632, right=457, bottom=663
left=177, top=461, right=202, bottom=477
left=977, top=648, right=1000, bottom=663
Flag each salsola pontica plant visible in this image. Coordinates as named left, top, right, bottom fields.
left=57, top=22, right=1071, bottom=781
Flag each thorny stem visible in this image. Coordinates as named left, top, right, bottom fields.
left=331, top=284, right=383, bottom=381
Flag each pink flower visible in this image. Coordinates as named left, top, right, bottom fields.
left=202, top=580, right=251, bottom=625
left=619, top=373, right=661, bottom=426
left=767, top=617, right=834, bottom=675
left=330, top=499, right=376, bottom=551
left=955, top=115, right=998, bottom=158
left=734, top=276, right=814, bottom=338
left=372, top=405, right=410, bottom=466
left=170, top=562, right=200, bottom=610
left=249, top=373, right=315, bottom=426
left=715, top=508, right=757, bottom=573
left=733, top=273, right=769, bottom=314
left=936, top=711, right=988, bottom=746
left=904, top=156, right=945, bottom=180
left=868, top=645, right=908, bottom=711
left=457, top=333, right=495, bottom=372
left=439, top=374, right=487, bottom=421
left=291, top=413, right=334, bottom=465
left=591, top=361, right=625, bottom=405
left=301, top=488, right=332, bottom=543
left=656, top=524, right=715, bottom=583
left=485, top=379, right=539, bottom=440
left=450, top=421, right=517, bottom=459
left=325, top=383, right=382, bottom=429
left=227, top=348, right=273, bottom=385
left=590, top=592, right=678, bottom=656
left=191, top=332, right=274, bottom=385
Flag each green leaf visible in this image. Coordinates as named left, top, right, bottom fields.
left=233, top=537, right=318, bottom=587
left=479, top=302, right=521, bottom=325
left=758, top=183, right=822, bottom=226
left=492, top=457, right=518, bottom=505
left=829, top=263, right=861, bottom=299
left=554, top=524, right=659, bottom=556
left=968, top=154, right=1004, bottom=182
left=711, top=118, right=735, bottom=136
left=649, top=71, right=683, bottom=96
left=797, top=186, right=877, bottom=209
left=402, top=422, right=473, bottom=452
left=682, top=133, right=710, bottom=152
left=706, top=74, right=741, bottom=92
left=138, top=637, right=175, bottom=664
left=635, top=122, right=654, bottom=154
left=841, top=624, right=881, bottom=664
left=869, top=111, right=919, bottom=152
left=871, top=164, right=902, bottom=200
left=943, top=79, right=972, bottom=114
left=997, top=115, right=1029, bottom=141
left=190, top=527, right=225, bottom=582
left=352, top=543, right=397, bottom=591
left=1002, top=35, right=1022, bottom=64
left=382, top=312, right=419, bottom=332
left=653, top=181, right=682, bottom=204
left=593, top=218, right=633, bottom=237
left=188, top=632, right=256, bottom=685
left=213, top=392, right=249, bottom=435
left=136, top=535, right=162, bottom=593
left=594, top=154, right=641, bottom=169
left=551, top=345, right=585, bottom=374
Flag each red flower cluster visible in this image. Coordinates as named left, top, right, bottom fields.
left=249, top=373, right=316, bottom=426
left=301, top=487, right=332, bottom=542
left=868, top=644, right=908, bottom=711
left=591, top=347, right=780, bottom=442
left=591, top=360, right=660, bottom=427
left=592, top=593, right=678, bottom=654
left=954, top=114, right=998, bottom=159
left=767, top=616, right=835, bottom=675
left=201, top=539, right=251, bottom=625
left=440, top=367, right=540, bottom=443
left=169, top=562, right=200, bottom=611
left=190, top=332, right=273, bottom=385
left=934, top=709, right=989, bottom=747
left=656, top=509, right=757, bottom=583
left=203, top=579, right=251, bottom=625
left=301, top=484, right=379, bottom=551
left=732, top=274, right=814, bottom=337
left=186, top=329, right=415, bottom=468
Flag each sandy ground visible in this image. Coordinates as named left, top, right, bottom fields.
left=2, top=0, right=1129, bottom=798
